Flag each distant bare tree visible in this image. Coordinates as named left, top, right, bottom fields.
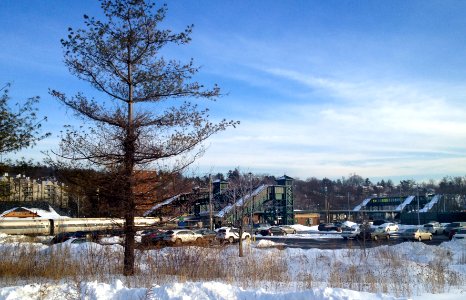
left=225, top=171, right=255, bottom=257
left=50, top=0, right=238, bottom=275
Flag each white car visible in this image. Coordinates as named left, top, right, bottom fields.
left=163, top=229, right=203, bottom=245
left=216, top=227, right=251, bottom=243
left=423, top=223, right=442, bottom=235
left=379, top=223, right=399, bottom=232
left=452, top=228, right=466, bottom=240
left=341, top=225, right=360, bottom=240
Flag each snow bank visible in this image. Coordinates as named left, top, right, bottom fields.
left=256, top=239, right=286, bottom=248
left=291, top=224, right=318, bottom=232
left=0, top=281, right=406, bottom=300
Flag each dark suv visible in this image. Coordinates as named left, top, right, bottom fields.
left=444, top=222, right=466, bottom=239
left=51, top=231, right=92, bottom=244
left=372, top=219, right=389, bottom=226
left=318, top=223, right=342, bottom=232
left=259, top=226, right=288, bottom=236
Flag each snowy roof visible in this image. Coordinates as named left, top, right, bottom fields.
left=143, top=194, right=185, bottom=217
left=0, top=206, right=69, bottom=219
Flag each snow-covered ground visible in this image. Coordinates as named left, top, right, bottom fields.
left=0, top=228, right=465, bottom=300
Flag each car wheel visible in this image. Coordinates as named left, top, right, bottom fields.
left=387, top=228, right=390, bottom=232
left=244, top=235, right=250, bottom=241
left=293, top=230, right=296, bottom=234
left=418, top=236, right=422, bottom=242
left=343, top=236, right=348, bottom=240
left=373, top=235, right=378, bottom=241
left=196, top=237, right=202, bottom=243
left=228, top=237, right=234, bottom=243
left=386, top=235, right=390, bottom=240
left=175, top=238, right=182, bottom=245
left=429, top=235, right=432, bottom=241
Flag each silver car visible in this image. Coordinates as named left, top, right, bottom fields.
left=423, top=223, right=442, bottom=235
left=163, top=229, right=203, bottom=245
left=278, top=225, right=297, bottom=234
left=402, top=228, right=432, bottom=241
left=341, top=225, right=360, bottom=240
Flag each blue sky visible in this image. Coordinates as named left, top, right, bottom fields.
left=1, top=0, right=466, bottom=183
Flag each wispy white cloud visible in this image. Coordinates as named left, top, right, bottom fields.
left=195, top=62, right=466, bottom=181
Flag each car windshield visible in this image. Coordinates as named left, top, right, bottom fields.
left=405, top=229, right=417, bottom=233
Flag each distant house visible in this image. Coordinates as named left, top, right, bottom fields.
left=1, top=207, right=40, bottom=218
left=294, top=211, right=320, bottom=226
left=0, top=206, right=67, bottom=219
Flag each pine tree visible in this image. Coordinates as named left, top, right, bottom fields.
left=51, top=0, right=238, bottom=275
left=0, top=83, right=49, bottom=155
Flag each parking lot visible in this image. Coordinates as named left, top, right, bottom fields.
left=253, top=231, right=450, bottom=249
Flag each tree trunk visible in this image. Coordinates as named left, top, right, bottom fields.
left=123, top=64, right=135, bottom=275
left=123, top=209, right=135, bottom=275
left=239, top=226, right=244, bottom=257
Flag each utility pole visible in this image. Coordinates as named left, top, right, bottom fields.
left=347, top=192, right=350, bottom=221
left=417, top=185, right=420, bottom=226
left=325, top=186, right=329, bottom=223
left=209, top=174, right=213, bottom=231
left=249, top=172, right=253, bottom=227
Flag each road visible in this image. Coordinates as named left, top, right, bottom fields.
left=253, top=232, right=449, bottom=250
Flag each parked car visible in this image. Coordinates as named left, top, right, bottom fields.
left=443, top=223, right=455, bottom=235
left=371, top=219, right=389, bottom=226
left=452, top=228, right=466, bottom=240
left=423, top=223, right=442, bottom=235
left=64, top=237, right=89, bottom=245
left=51, top=231, right=93, bottom=244
left=194, top=228, right=217, bottom=243
left=216, top=227, right=251, bottom=243
left=443, top=222, right=466, bottom=238
left=163, top=229, right=203, bottom=245
left=318, top=223, right=342, bottom=232
left=341, top=225, right=361, bottom=240
left=259, top=226, right=288, bottom=236
left=402, top=228, right=432, bottom=241
left=448, top=227, right=466, bottom=240
left=253, top=223, right=271, bottom=234
left=379, top=223, right=399, bottom=232
left=279, top=225, right=297, bottom=234
left=141, top=229, right=167, bottom=245
left=371, top=227, right=390, bottom=241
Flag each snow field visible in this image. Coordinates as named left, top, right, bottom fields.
left=0, top=233, right=465, bottom=299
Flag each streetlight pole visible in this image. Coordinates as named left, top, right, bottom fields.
left=248, top=173, right=253, bottom=227
left=325, top=186, right=328, bottom=223
left=209, top=174, right=213, bottom=231
left=347, top=192, right=350, bottom=221
left=416, top=185, right=420, bottom=226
